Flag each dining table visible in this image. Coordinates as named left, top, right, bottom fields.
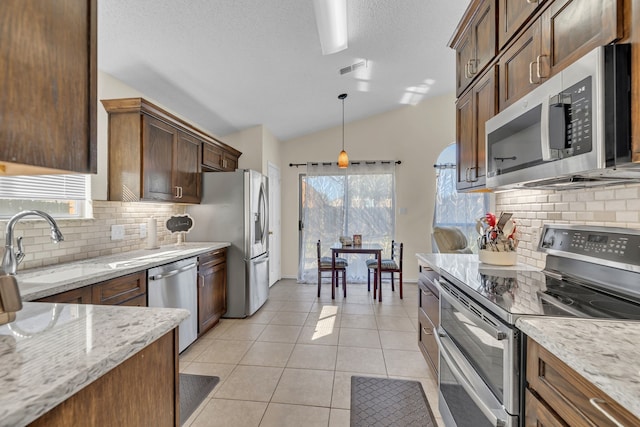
left=330, top=243, right=383, bottom=301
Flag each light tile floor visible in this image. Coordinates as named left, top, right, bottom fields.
left=180, top=279, right=445, bottom=427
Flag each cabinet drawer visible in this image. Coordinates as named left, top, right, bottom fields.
left=527, top=337, right=638, bottom=426
left=199, top=249, right=226, bottom=270
left=92, top=271, right=147, bottom=306
left=524, top=388, right=566, bottom=427
left=36, top=286, right=92, bottom=304
left=418, top=308, right=438, bottom=376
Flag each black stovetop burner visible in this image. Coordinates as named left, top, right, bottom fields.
left=541, top=277, right=640, bottom=320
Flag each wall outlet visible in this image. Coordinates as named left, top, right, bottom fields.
left=111, top=224, right=125, bottom=240
left=139, top=223, right=147, bottom=238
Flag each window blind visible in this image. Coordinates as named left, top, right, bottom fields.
left=0, top=175, right=88, bottom=200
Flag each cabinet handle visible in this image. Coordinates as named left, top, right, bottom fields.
left=526, top=0, right=538, bottom=3
left=199, top=274, right=204, bottom=288
left=536, top=54, right=546, bottom=79
left=469, top=59, right=477, bottom=76
left=468, top=166, right=479, bottom=182
left=422, top=327, right=433, bottom=336
left=589, top=398, right=624, bottom=427
left=464, top=167, right=470, bottom=182
left=174, top=186, right=180, bottom=198
left=529, top=61, right=537, bottom=84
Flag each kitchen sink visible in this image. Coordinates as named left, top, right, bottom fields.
left=19, top=265, right=112, bottom=285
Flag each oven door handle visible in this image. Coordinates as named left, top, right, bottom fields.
left=436, top=330, right=508, bottom=427
left=440, top=284, right=511, bottom=341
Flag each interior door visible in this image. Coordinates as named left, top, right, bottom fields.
left=268, top=162, right=281, bottom=286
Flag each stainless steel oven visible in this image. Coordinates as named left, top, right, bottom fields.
left=437, top=278, right=519, bottom=427
left=434, top=224, right=640, bottom=427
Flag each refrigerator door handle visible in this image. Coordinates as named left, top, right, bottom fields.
left=259, top=181, right=268, bottom=247
left=253, top=252, right=269, bottom=264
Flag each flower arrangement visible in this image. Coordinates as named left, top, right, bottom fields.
left=477, top=212, right=518, bottom=264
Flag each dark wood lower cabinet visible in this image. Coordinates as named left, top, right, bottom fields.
left=198, top=249, right=227, bottom=336
left=526, top=337, right=640, bottom=426
left=417, top=267, right=440, bottom=378
left=35, top=271, right=147, bottom=306
left=29, top=330, right=179, bottom=427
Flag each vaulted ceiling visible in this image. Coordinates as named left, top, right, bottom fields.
left=99, top=0, right=470, bottom=141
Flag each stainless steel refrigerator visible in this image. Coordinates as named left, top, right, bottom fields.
left=186, top=169, right=269, bottom=318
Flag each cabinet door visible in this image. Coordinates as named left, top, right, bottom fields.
left=143, top=115, right=176, bottom=201
left=198, top=250, right=227, bottom=335
left=499, top=20, right=542, bottom=110
left=498, top=0, right=543, bottom=48
left=471, top=0, right=496, bottom=78
left=175, top=131, right=202, bottom=203
left=0, top=0, right=97, bottom=174
left=455, top=29, right=475, bottom=97
left=456, top=90, right=475, bottom=190
left=524, top=388, right=567, bottom=427
left=471, top=66, right=497, bottom=187
left=36, top=286, right=92, bottom=304
left=202, top=142, right=225, bottom=171
left=541, top=0, right=622, bottom=77
left=222, top=152, right=238, bottom=171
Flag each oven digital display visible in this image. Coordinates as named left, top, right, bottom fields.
left=587, top=234, right=608, bottom=244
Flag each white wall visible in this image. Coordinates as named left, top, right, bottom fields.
left=223, top=125, right=282, bottom=174
left=280, top=92, right=456, bottom=282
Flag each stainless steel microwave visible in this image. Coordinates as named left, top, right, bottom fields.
left=485, top=44, right=639, bottom=190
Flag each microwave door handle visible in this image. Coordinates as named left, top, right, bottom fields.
left=435, top=331, right=507, bottom=427
left=540, top=95, right=552, bottom=161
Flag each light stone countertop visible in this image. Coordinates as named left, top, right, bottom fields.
left=0, top=302, right=189, bottom=427
left=17, top=242, right=230, bottom=301
left=517, top=317, right=640, bottom=420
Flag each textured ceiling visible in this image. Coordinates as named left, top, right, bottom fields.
left=99, top=0, right=470, bottom=141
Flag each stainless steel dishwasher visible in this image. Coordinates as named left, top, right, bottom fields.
left=148, top=257, right=198, bottom=353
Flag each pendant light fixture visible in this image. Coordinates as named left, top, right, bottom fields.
left=337, top=93, right=349, bottom=168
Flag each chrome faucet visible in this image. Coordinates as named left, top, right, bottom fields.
left=1, top=210, right=64, bottom=275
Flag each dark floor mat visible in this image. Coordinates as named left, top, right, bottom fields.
left=351, top=376, right=436, bottom=427
left=180, top=373, right=220, bottom=425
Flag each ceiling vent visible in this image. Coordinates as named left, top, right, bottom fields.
left=339, top=60, right=367, bottom=75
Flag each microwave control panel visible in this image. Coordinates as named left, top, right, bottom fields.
left=539, top=226, right=640, bottom=265
left=548, top=76, right=593, bottom=159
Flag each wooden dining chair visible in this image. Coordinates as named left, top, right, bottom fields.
left=366, top=241, right=403, bottom=299
left=317, top=240, right=348, bottom=297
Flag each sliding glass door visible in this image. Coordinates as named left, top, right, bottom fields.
left=298, top=162, right=396, bottom=283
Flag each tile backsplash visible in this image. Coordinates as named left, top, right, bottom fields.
left=496, top=182, right=640, bottom=269
left=0, top=201, right=186, bottom=271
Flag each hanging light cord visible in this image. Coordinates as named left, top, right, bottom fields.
left=341, top=95, right=345, bottom=151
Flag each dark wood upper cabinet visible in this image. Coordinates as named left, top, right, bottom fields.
left=540, top=0, right=623, bottom=77
left=102, top=98, right=240, bottom=203
left=500, top=0, right=622, bottom=110
left=498, top=21, right=543, bottom=110
left=457, top=66, right=497, bottom=190
left=452, top=0, right=497, bottom=96
left=0, top=0, right=97, bottom=175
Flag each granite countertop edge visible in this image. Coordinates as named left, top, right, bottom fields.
left=18, top=242, right=230, bottom=301
left=0, top=304, right=189, bottom=427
